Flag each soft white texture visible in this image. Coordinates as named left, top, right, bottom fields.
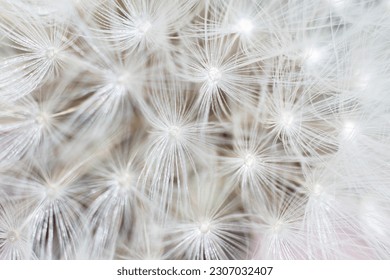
left=0, top=0, right=389, bottom=260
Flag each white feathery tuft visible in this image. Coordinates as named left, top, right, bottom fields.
left=0, top=0, right=389, bottom=260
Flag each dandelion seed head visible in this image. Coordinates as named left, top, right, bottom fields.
left=45, top=47, right=60, bottom=61
left=311, top=183, right=324, bottom=196
left=35, top=111, right=51, bottom=127
left=280, top=111, right=295, bottom=130
left=236, top=18, right=253, bottom=35
left=198, top=220, right=212, bottom=234
left=243, top=153, right=255, bottom=168
left=45, top=182, right=60, bottom=199
left=0, top=0, right=388, bottom=261
left=6, top=230, right=19, bottom=243
left=304, top=47, right=323, bottom=65
left=207, top=67, right=222, bottom=85
left=115, top=71, right=131, bottom=87
left=136, top=20, right=152, bottom=37
left=342, top=121, right=358, bottom=141
left=271, top=220, right=284, bottom=233
left=168, top=125, right=182, bottom=141
left=114, top=171, right=133, bottom=190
